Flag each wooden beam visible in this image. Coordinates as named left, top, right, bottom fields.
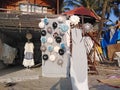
left=57, top=0, right=59, bottom=14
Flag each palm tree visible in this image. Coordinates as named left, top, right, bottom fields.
left=80, top=0, right=120, bottom=39
left=98, top=0, right=120, bottom=38
left=62, top=0, right=120, bottom=38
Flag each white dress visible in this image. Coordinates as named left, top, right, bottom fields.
left=23, top=42, right=34, bottom=67
left=70, top=28, right=89, bottom=90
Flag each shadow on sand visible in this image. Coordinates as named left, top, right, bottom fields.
left=50, top=77, right=72, bottom=90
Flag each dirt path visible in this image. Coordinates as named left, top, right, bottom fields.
left=0, top=64, right=120, bottom=90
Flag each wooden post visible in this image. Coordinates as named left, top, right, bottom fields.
left=57, top=0, right=59, bottom=14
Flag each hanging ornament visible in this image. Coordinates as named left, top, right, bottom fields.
left=41, top=30, right=47, bottom=36
left=40, top=45, right=47, bottom=52
left=47, top=37, right=53, bottom=44
left=47, top=27, right=52, bottom=34
left=53, top=32, right=59, bottom=38
left=69, top=15, right=80, bottom=25
left=58, top=49, right=64, bottom=55
left=44, top=17, right=49, bottom=25
left=52, top=22, right=58, bottom=29
left=48, top=45, right=54, bottom=52
left=82, top=23, right=93, bottom=32
left=60, top=43, right=65, bottom=49
left=38, top=21, right=45, bottom=29
left=59, top=31, right=65, bottom=37
left=54, top=46, right=60, bottom=53
left=49, top=55, right=56, bottom=62
left=57, top=16, right=64, bottom=23
left=55, top=36, right=62, bottom=43
left=41, top=37, right=47, bottom=43
left=59, top=24, right=69, bottom=32
left=57, top=59, right=63, bottom=66
left=42, top=54, right=49, bottom=61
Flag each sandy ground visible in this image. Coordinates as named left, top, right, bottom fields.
left=0, top=63, right=120, bottom=90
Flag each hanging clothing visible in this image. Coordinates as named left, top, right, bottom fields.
left=70, top=28, right=89, bottom=90
left=23, top=42, right=34, bottom=67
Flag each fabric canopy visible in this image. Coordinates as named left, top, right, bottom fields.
left=64, top=6, right=100, bottom=20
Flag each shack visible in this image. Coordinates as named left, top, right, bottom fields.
left=0, top=0, right=63, bottom=68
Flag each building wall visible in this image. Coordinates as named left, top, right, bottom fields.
left=2, top=0, right=55, bottom=14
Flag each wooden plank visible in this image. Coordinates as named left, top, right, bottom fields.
left=97, top=78, right=120, bottom=88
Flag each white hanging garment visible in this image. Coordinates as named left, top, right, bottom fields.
left=70, top=28, right=89, bottom=90
left=23, top=42, right=34, bottom=67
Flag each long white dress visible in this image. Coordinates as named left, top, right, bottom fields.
left=23, top=42, right=34, bottom=67
left=70, top=28, right=89, bottom=90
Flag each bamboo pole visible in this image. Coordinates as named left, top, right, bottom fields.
left=57, top=0, right=59, bottom=14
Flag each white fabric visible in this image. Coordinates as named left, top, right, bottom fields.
left=70, top=28, right=89, bottom=90
left=84, top=36, right=100, bottom=62
left=65, top=20, right=71, bottom=48
left=24, top=42, right=34, bottom=54
left=84, top=36, right=94, bottom=54
left=23, top=59, right=34, bottom=67
left=23, top=42, right=34, bottom=67
left=110, top=28, right=115, bottom=41
left=0, top=43, right=17, bottom=64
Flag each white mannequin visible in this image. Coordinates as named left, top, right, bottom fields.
left=23, top=39, right=34, bottom=68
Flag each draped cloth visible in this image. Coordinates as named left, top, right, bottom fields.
left=70, top=28, right=89, bottom=90
left=23, top=42, right=34, bottom=67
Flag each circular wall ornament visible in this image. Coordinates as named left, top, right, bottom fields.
left=54, top=46, right=60, bottom=53
left=44, top=17, right=49, bottom=25
left=42, top=54, right=49, bottom=61
left=49, top=55, right=56, bottom=62
left=59, top=31, right=65, bottom=37
left=40, top=45, right=47, bottom=52
left=53, top=32, right=59, bottom=38
left=52, top=22, right=58, bottom=29
left=58, top=49, right=64, bottom=55
left=59, top=24, right=69, bottom=32
left=57, top=16, right=64, bottom=23
left=38, top=21, right=45, bottom=29
left=41, top=30, right=47, bottom=36
left=47, top=37, right=53, bottom=44
left=48, top=45, right=54, bottom=52
left=41, top=37, right=47, bottom=43
left=57, top=59, right=63, bottom=66
left=47, top=27, right=52, bottom=34
left=55, top=36, right=62, bottom=43
left=60, top=43, right=65, bottom=49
